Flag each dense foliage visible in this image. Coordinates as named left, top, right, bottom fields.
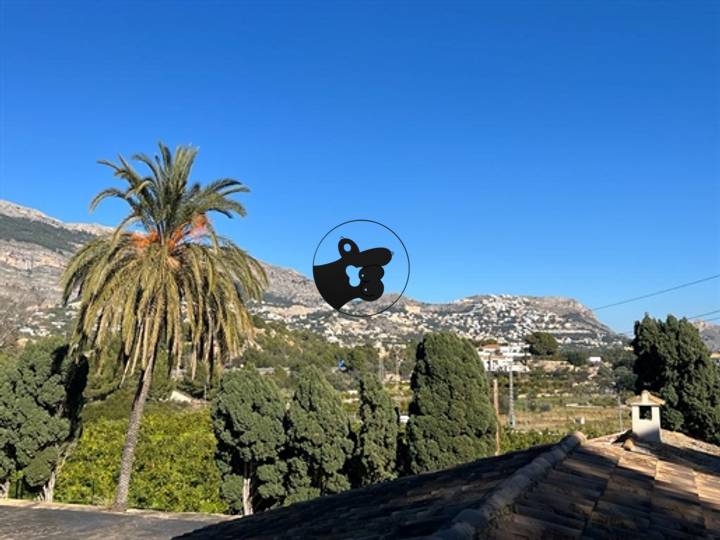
left=345, top=344, right=381, bottom=374
left=2, top=322, right=649, bottom=515
left=283, top=366, right=353, bottom=503
left=212, top=367, right=286, bottom=515
left=525, top=332, right=559, bottom=356
left=55, top=406, right=225, bottom=513
left=351, top=374, right=398, bottom=486
left=242, top=320, right=391, bottom=391
left=243, top=321, right=345, bottom=373
left=633, top=314, right=720, bottom=443
left=0, top=337, right=88, bottom=501
left=561, top=350, right=588, bottom=367
left=596, top=345, right=637, bottom=393
left=406, top=333, right=496, bottom=474
left=500, top=429, right=561, bottom=453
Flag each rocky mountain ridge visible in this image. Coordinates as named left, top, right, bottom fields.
left=1, top=199, right=623, bottom=348
left=693, top=320, right=720, bottom=353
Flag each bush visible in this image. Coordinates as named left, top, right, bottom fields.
left=525, top=332, right=559, bottom=357
left=562, top=350, right=588, bottom=367
left=55, top=406, right=225, bottom=513
left=500, top=429, right=562, bottom=453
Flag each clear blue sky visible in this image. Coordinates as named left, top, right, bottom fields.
left=1, top=1, right=718, bottom=332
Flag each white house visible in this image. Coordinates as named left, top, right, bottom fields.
left=481, top=358, right=529, bottom=374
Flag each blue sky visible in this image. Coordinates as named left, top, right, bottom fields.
left=1, top=1, right=718, bottom=332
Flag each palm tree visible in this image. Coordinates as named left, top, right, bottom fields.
left=62, top=142, right=266, bottom=511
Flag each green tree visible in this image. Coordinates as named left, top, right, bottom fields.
left=562, top=350, right=588, bottom=367
left=212, top=366, right=286, bottom=515
left=283, top=366, right=352, bottom=504
left=406, top=333, right=496, bottom=474
left=602, top=345, right=637, bottom=393
left=633, top=314, right=720, bottom=443
left=525, top=332, right=559, bottom=356
left=345, top=344, right=380, bottom=374
left=0, top=355, right=16, bottom=498
left=0, top=337, right=88, bottom=501
left=61, top=143, right=266, bottom=510
left=351, top=374, right=398, bottom=487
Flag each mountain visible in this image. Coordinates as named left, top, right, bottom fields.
left=0, top=199, right=620, bottom=348
left=694, top=320, right=720, bottom=353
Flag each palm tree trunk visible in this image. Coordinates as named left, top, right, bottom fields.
left=242, top=462, right=253, bottom=516
left=111, top=358, right=154, bottom=511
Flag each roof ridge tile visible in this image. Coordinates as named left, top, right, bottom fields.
left=427, top=431, right=586, bottom=540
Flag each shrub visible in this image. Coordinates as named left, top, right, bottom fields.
left=55, top=406, right=225, bottom=513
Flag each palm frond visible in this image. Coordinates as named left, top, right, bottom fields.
left=63, top=142, right=264, bottom=380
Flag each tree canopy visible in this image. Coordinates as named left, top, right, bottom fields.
left=212, top=366, right=286, bottom=515
left=524, top=332, right=559, bottom=356
left=351, top=374, right=398, bottom=486
left=633, top=314, right=720, bottom=443
left=283, top=366, right=353, bottom=504
left=406, top=332, right=496, bottom=474
left=0, top=337, right=88, bottom=501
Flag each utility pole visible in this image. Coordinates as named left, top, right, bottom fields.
left=394, top=348, right=401, bottom=392
left=508, top=360, right=516, bottom=429
left=617, top=392, right=624, bottom=432
left=493, top=378, right=500, bottom=455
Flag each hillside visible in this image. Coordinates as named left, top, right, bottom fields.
left=694, top=320, right=720, bottom=353
left=0, top=199, right=621, bottom=348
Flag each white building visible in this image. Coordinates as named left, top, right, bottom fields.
left=478, top=342, right=529, bottom=373
left=481, top=358, right=529, bottom=373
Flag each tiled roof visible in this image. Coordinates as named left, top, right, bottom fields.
left=178, top=431, right=720, bottom=540
left=489, top=432, right=720, bottom=539
left=177, top=443, right=556, bottom=540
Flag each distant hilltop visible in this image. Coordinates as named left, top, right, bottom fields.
left=0, top=199, right=112, bottom=237
left=0, top=198, right=656, bottom=349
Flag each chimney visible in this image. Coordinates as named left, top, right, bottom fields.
left=628, top=390, right=665, bottom=444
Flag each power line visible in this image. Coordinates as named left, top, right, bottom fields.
left=619, top=308, right=720, bottom=336
left=591, top=274, right=720, bottom=311
left=687, top=309, right=720, bottom=320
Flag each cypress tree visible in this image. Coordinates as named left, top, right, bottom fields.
left=352, top=373, right=398, bottom=487
left=283, top=365, right=352, bottom=504
left=212, top=366, right=286, bottom=515
left=0, top=357, right=16, bottom=498
left=406, top=332, right=495, bottom=474
left=0, top=337, right=88, bottom=501
left=633, top=314, right=720, bottom=443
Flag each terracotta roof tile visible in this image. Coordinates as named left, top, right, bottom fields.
left=176, top=432, right=720, bottom=540
left=492, top=434, right=720, bottom=539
